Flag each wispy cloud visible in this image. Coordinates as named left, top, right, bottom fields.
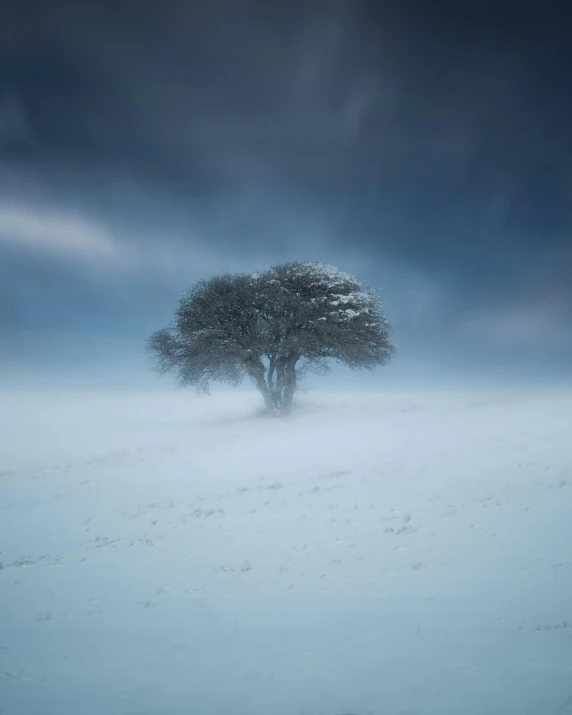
left=0, top=205, right=118, bottom=262
left=0, top=202, right=296, bottom=279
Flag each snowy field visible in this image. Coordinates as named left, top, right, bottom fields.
left=1, top=387, right=572, bottom=715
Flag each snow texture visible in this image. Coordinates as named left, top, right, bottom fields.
left=1, top=388, right=572, bottom=715
left=300, top=262, right=357, bottom=286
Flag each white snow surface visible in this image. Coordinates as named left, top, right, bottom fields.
left=1, top=388, right=572, bottom=715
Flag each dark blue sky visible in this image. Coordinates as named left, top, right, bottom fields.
left=1, top=0, right=571, bottom=387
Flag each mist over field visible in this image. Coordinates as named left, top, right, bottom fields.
left=2, top=387, right=572, bottom=715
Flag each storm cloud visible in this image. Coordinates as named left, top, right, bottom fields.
left=1, top=0, right=571, bottom=385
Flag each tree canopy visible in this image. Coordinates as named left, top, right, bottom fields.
left=147, top=262, right=394, bottom=414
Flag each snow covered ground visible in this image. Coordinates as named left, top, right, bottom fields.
left=1, top=387, right=572, bottom=715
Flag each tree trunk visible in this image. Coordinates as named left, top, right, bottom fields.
left=267, top=357, right=280, bottom=408
left=278, top=356, right=298, bottom=415
left=247, top=355, right=298, bottom=416
left=255, top=375, right=274, bottom=412
left=246, top=359, right=274, bottom=413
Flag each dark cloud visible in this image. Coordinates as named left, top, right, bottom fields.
left=1, top=0, right=571, bottom=380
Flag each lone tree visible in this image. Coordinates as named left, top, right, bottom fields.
left=147, top=262, right=394, bottom=415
